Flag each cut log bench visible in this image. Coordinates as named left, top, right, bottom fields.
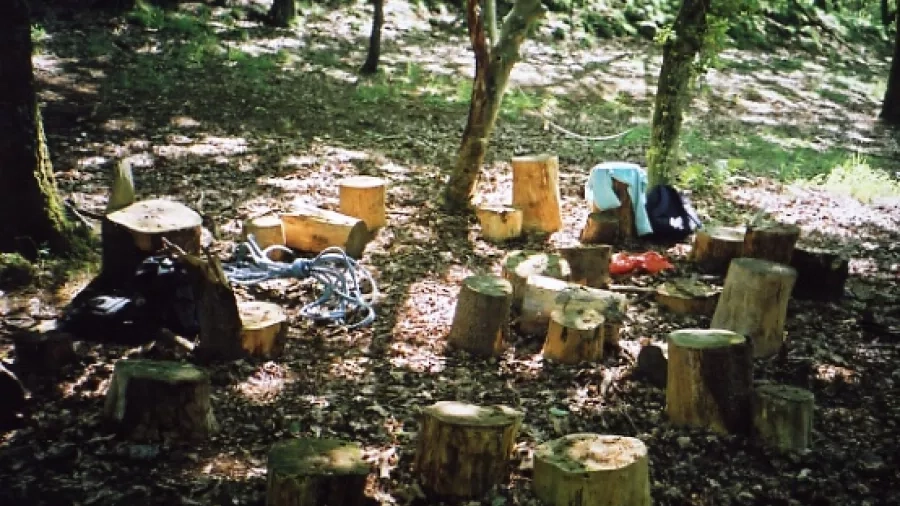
left=103, top=359, right=218, bottom=441
left=447, top=275, right=513, bottom=357
left=690, top=225, right=745, bottom=274
left=666, top=329, right=753, bottom=435
left=521, top=276, right=627, bottom=339
left=533, top=433, right=651, bottom=506
left=511, top=154, right=563, bottom=234
left=282, top=203, right=370, bottom=259
left=266, top=438, right=370, bottom=506
left=543, top=305, right=606, bottom=364
left=414, top=401, right=523, bottom=499
left=243, top=214, right=288, bottom=261
left=752, top=383, right=814, bottom=452
left=501, top=250, right=571, bottom=310
left=711, top=257, right=797, bottom=357
left=742, top=222, right=801, bottom=265
left=338, top=175, right=388, bottom=231
left=11, top=321, right=77, bottom=374
left=476, top=205, right=524, bottom=242
left=655, top=278, right=719, bottom=316
left=558, top=244, right=612, bottom=288
left=239, top=301, right=288, bottom=359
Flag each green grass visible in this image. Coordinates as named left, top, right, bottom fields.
left=810, top=154, right=900, bottom=203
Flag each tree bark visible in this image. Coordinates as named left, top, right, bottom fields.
left=360, top=0, right=385, bottom=75
left=441, top=0, right=546, bottom=211
left=646, top=0, right=712, bottom=187
left=882, top=0, right=900, bottom=124
left=268, top=0, right=297, bottom=28
left=0, top=0, right=78, bottom=256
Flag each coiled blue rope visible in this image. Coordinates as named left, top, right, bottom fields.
left=223, top=236, right=378, bottom=329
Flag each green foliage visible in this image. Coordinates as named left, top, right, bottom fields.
left=0, top=253, right=36, bottom=289
left=677, top=159, right=739, bottom=194
left=810, top=154, right=900, bottom=203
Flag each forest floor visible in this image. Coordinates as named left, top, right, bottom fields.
left=2, top=1, right=899, bottom=505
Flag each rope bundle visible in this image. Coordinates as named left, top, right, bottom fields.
left=223, top=236, right=378, bottom=329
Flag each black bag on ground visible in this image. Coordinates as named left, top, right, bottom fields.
left=644, top=184, right=702, bottom=243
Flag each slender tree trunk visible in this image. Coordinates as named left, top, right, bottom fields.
left=267, top=0, right=297, bottom=28
left=361, top=0, right=385, bottom=75
left=0, top=0, right=77, bottom=257
left=646, top=0, right=712, bottom=188
left=442, top=0, right=546, bottom=212
left=882, top=0, right=900, bottom=124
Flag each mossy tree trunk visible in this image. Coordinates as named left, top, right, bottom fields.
left=360, top=0, right=385, bottom=75
left=882, top=0, right=900, bottom=124
left=268, top=0, right=297, bottom=28
left=441, top=0, right=546, bottom=212
left=646, top=0, right=712, bottom=188
left=0, top=0, right=79, bottom=257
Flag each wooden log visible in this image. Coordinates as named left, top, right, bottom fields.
left=338, top=175, right=388, bottom=231
left=655, top=278, right=719, bottom=316
left=266, top=438, right=370, bottom=506
left=666, top=329, right=753, bottom=435
left=752, top=383, right=814, bottom=452
left=558, top=244, right=612, bottom=288
left=790, top=246, right=848, bottom=301
left=511, top=154, right=563, bottom=234
left=742, top=222, right=801, bottom=264
left=520, top=276, right=627, bottom=338
left=239, top=301, right=288, bottom=359
left=690, top=225, right=745, bottom=274
left=711, top=258, right=797, bottom=358
left=542, top=306, right=605, bottom=364
left=533, top=433, right=650, bottom=506
left=590, top=178, right=636, bottom=242
left=447, top=275, right=513, bottom=357
left=11, top=324, right=77, bottom=374
left=634, top=339, right=667, bottom=389
left=414, top=401, right=523, bottom=499
left=475, top=205, right=523, bottom=242
left=243, top=214, right=287, bottom=261
left=501, top=250, right=571, bottom=310
left=101, top=198, right=202, bottom=284
left=103, top=359, right=218, bottom=440
left=281, top=204, right=370, bottom=259
left=579, top=212, right=619, bottom=244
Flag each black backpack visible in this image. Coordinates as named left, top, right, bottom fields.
left=645, top=184, right=702, bottom=243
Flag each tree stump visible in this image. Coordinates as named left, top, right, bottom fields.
left=414, top=401, right=523, bottom=499
left=579, top=212, right=620, bottom=244
left=690, top=225, right=745, bottom=274
left=543, top=306, right=605, bottom=364
left=475, top=205, right=523, bottom=242
left=103, top=359, right=218, bottom=440
left=501, top=250, right=571, bottom=310
left=590, top=178, right=636, bottom=242
left=655, top=278, right=719, bottom=316
left=511, top=154, right=563, bottom=234
left=634, top=339, right=668, bottom=389
left=520, top=277, right=627, bottom=338
left=243, top=214, right=288, bottom=261
left=558, top=244, right=612, bottom=288
left=447, top=275, right=513, bottom=357
left=742, top=222, right=801, bottom=265
left=101, top=198, right=202, bottom=284
left=666, top=329, right=753, bottom=435
left=790, top=246, right=848, bottom=301
left=266, top=438, right=370, bottom=506
left=239, top=301, right=288, bottom=359
left=281, top=204, right=370, bottom=259
left=338, top=175, right=388, bottom=231
left=711, top=258, right=797, bottom=358
left=533, top=433, right=650, bottom=506
left=11, top=324, right=77, bottom=374
left=752, top=383, right=814, bottom=452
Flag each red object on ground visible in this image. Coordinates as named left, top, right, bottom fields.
left=609, top=251, right=674, bottom=275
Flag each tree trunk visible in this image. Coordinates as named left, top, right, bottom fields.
left=882, top=1, right=900, bottom=124
left=360, top=0, right=385, bottom=75
left=0, top=0, right=78, bottom=257
left=268, top=0, right=297, bottom=28
left=646, top=0, right=712, bottom=188
left=441, top=0, right=546, bottom=211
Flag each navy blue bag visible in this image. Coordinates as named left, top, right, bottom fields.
left=644, top=184, right=702, bottom=243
